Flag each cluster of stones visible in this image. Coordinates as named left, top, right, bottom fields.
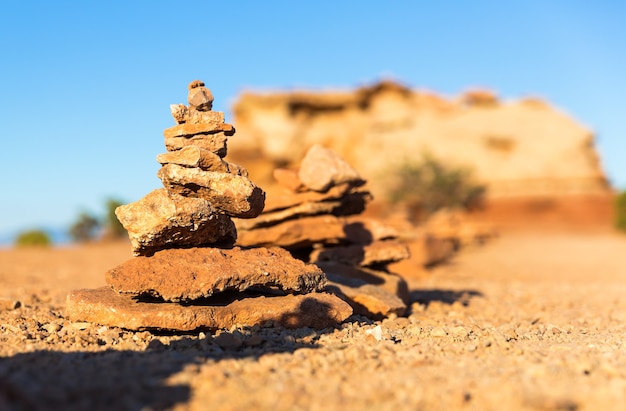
left=66, top=81, right=352, bottom=331
left=235, top=144, right=411, bottom=320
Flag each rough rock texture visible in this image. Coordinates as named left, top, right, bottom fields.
left=115, top=189, right=236, bottom=256
left=106, top=247, right=327, bottom=302
left=164, top=132, right=230, bottom=156
left=230, top=80, right=610, bottom=199
left=157, top=164, right=265, bottom=218
left=66, top=287, right=352, bottom=331
left=157, top=146, right=247, bottom=175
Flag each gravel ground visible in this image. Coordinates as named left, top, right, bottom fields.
left=2, top=230, right=626, bottom=410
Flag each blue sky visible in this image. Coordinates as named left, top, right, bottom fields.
left=1, top=1, right=624, bottom=243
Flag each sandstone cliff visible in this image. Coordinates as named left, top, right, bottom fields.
left=229, top=81, right=609, bottom=200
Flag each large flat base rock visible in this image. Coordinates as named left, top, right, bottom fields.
left=66, top=287, right=353, bottom=331
left=106, top=246, right=326, bottom=302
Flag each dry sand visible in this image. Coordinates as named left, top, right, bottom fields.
left=1, top=229, right=626, bottom=410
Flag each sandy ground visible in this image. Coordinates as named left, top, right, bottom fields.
left=1, top=228, right=626, bottom=410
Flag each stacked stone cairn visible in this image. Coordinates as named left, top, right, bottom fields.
left=235, top=144, right=411, bottom=320
left=66, top=81, right=352, bottom=332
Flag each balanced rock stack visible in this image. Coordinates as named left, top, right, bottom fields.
left=66, top=81, right=352, bottom=331
left=235, top=144, right=411, bottom=320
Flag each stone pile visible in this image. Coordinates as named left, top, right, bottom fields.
left=235, top=144, right=411, bottom=320
left=66, top=81, right=352, bottom=332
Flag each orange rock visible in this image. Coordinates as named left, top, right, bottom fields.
left=106, top=246, right=327, bottom=302
left=66, top=287, right=352, bottom=331
left=157, top=164, right=265, bottom=218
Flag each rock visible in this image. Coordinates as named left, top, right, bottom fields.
left=187, top=80, right=214, bottom=111
left=164, top=132, right=229, bottom=157
left=236, top=215, right=348, bottom=248
left=235, top=200, right=345, bottom=231
left=157, top=164, right=265, bottom=218
left=163, top=122, right=234, bottom=139
left=183, top=109, right=226, bottom=126
left=263, top=182, right=359, bottom=213
left=325, top=278, right=406, bottom=320
left=66, top=287, right=353, bottom=331
left=310, top=240, right=410, bottom=267
left=157, top=146, right=247, bottom=176
left=170, top=104, right=187, bottom=124
left=316, top=261, right=410, bottom=304
left=115, top=189, right=236, bottom=256
left=298, top=144, right=363, bottom=192
left=343, top=217, right=399, bottom=243
left=106, top=246, right=327, bottom=302
left=229, top=80, right=610, bottom=200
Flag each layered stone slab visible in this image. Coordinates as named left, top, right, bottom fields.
left=157, top=146, right=248, bottom=176
left=310, top=240, right=410, bottom=267
left=66, top=287, right=353, bottom=331
left=321, top=261, right=408, bottom=320
left=170, top=104, right=225, bottom=125
left=164, top=122, right=234, bottom=139
left=115, top=189, right=236, bottom=256
left=317, top=261, right=410, bottom=305
left=106, top=246, right=327, bottom=302
left=157, top=164, right=265, bottom=218
left=164, top=132, right=229, bottom=156
left=236, top=215, right=348, bottom=249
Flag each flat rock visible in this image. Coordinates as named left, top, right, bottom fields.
left=317, top=261, right=410, bottom=304
left=164, top=123, right=234, bottom=139
left=235, top=200, right=344, bottom=231
left=310, top=240, right=410, bottom=267
left=115, top=189, right=236, bottom=256
left=66, top=287, right=353, bottom=331
left=170, top=105, right=225, bottom=125
left=157, top=164, right=265, bottom=218
left=324, top=273, right=406, bottom=320
left=164, top=132, right=229, bottom=157
left=298, top=144, right=364, bottom=192
left=264, top=183, right=358, bottom=213
left=343, top=216, right=400, bottom=243
left=157, top=146, right=247, bottom=176
left=236, top=215, right=348, bottom=249
left=106, top=246, right=327, bottom=302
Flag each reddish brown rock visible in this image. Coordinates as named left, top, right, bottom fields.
left=297, top=144, right=364, bottom=192
left=164, top=132, right=230, bottom=156
left=106, top=246, right=327, bottom=302
left=157, top=146, right=247, bottom=176
left=66, top=287, right=353, bottom=331
left=317, top=261, right=410, bottom=304
left=164, top=122, right=234, bottom=139
left=157, top=164, right=265, bottom=218
left=115, top=189, right=236, bottom=256
left=310, top=240, right=410, bottom=267
left=236, top=215, right=348, bottom=249
left=324, top=270, right=406, bottom=320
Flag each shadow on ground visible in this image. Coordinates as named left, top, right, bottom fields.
left=0, top=325, right=334, bottom=411
left=409, top=288, right=483, bottom=307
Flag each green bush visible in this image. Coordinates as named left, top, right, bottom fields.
left=386, top=155, right=485, bottom=222
left=69, top=212, right=101, bottom=243
left=15, top=229, right=52, bottom=247
left=615, top=191, right=626, bottom=232
left=104, top=198, right=127, bottom=239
